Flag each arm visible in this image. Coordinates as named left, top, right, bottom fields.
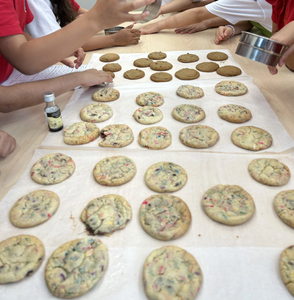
left=0, top=131, right=16, bottom=158
left=159, top=0, right=214, bottom=15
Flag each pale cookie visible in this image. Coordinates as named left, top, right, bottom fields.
left=99, top=53, right=120, bottom=62
left=218, top=104, right=252, bottom=123
left=196, top=62, right=219, bottom=72
left=80, top=103, right=113, bottom=123
left=138, top=126, right=172, bottom=150
left=207, top=51, right=228, bottom=61
left=45, top=238, right=108, bottom=298
left=93, top=156, right=136, bottom=186
left=133, top=106, right=163, bottom=124
left=63, top=122, right=99, bottom=145
left=150, top=72, right=172, bottom=82
left=145, top=162, right=187, bottom=193
left=215, top=81, right=247, bottom=96
left=0, top=235, right=44, bottom=283
left=217, top=65, right=242, bottom=77
left=99, top=124, right=134, bottom=148
left=180, top=125, right=219, bottom=148
left=280, top=245, right=294, bottom=297
left=248, top=158, right=290, bottom=186
left=177, top=53, right=199, bottom=63
left=175, top=68, right=200, bottom=80
left=148, top=51, right=167, bottom=60
left=274, top=190, right=294, bottom=228
left=80, top=194, right=132, bottom=236
left=9, top=190, right=60, bottom=228
left=134, top=58, right=153, bottom=68
left=150, top=61, right=173, bottom=71
left=231, top=126, right=273, bottom=151
left=102, top=63, right=121, bottom=72
left=176, top=85, right=204, bottom=99
left=202, top=185, right=255, bottom=226
left=139, top=194, right=191, bottom=241
left=172, top=104, right=205, bottom=123
left=31, top=153, right=75, bottom=185
left=136, top=92, right=164, bottom=107
left=143, top=246, right=202, bottom=300
left=124, top=69, right=145, bottom=80
left=92, top=87, right=120, bottom=102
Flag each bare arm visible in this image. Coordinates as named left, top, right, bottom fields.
left=159, top=0, right=214, bottom=15
left=0, top=131, right=16, bottom=158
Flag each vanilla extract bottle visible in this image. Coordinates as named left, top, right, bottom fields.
left=44, top=92, right=63, bottom=132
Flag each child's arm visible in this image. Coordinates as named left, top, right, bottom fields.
left=0, top=131, right=16, bottom=158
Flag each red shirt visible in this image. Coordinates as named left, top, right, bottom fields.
left=70, top=0, right=80, bottom=12
left=0, top=0, right=34, bottom=83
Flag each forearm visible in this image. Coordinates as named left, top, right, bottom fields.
left=233, top=21, right=252, bottom=35
left=82, top=35, right=115, bottom=51
left=202, top=17, right=231, bottom=29
left=160, top=0, right=194, bottom=15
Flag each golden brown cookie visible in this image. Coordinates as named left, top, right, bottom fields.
left=123, top=69, right=145, bottom=80
left=99, top=53, right=120, bottom=62
left=207, top=51, right=228, bottom=61
left=196, top=62, right=219, bottom=72
left=217, top=66, right=242, bottom=77
left=104, top=70, right=115, bottom=78
left=150, top=61, right=173, bottom=71
left=150, top=72, right=172, bottom=82
left=102, top=63, right=122, bottom=72
left=175, top=68, right=200, bottom=80
left=148, top=51, right=167, bottom=60
left=178, top=53, right=199, bottom=63
left=134, top=58, right=153, bottom=68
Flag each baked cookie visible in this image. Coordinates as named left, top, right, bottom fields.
left=196, top=62, right=219, bottom=72
left=280, top=245, right=294, bottom=297
left=138, top=126, right=172, bottom=150
left=93, top=156, right=136, bottom=186
left=80, top=103, right=113, bottom=123
left=202, top=185, right=255, bottom=226
left=99, top=53, right=120, bottom=62
left=80, top=194, right=132, bottom=236
left=176, top=85, right=204, bottom=99
left=248, top=158, right=290, bottom=186
left=148, top=51, right=167, bottom=60
left=172, top=104, right=205, bottom=123
left=145, top=162, right=187, bottom=193
left=31, top=153, right=75, bottom=185
left=102, top=63, right=121, bottom=72
left=175, top=68, right=200, bottom=80
left=63, top=122, right=100, bottom=145
left=45, top=238, right=108, bottom=298
left=215, top=81, right=247, bottom=96
left=217, top=65, right=242, bottom=76
left=207, top=51, right=228, bottom=61
left=177, top=53, right=199, bottom=63
left=150, top=61, right=173, bottom=71
left=92, top=87, right=120, bottom=102
left=218, top=104, right=252, bottom=123
left=133, top=106, right=163, bottom=124
left=124, top=69, right=145, bottom=80
left=180, top=125, right=219, bottom=148
left=0, top=235, right=44, bottom=283
left=104, top=70, right=115, bottom=78
left=143, top=246, right=202, bottom=300
left=136, top=92, right=164, bottom=107
left=9, top=190, right=60, bottom=228
left=139, top=194, right=191, bottom=241
left=231, top=126, right=273, bottom=151
left=134, top=58, right=153, bottom=68
left=99, top=124, right=134, bottom=148
left=274, top=190, right=294, bottom=228
left=150, top=72, right=172, bottom=82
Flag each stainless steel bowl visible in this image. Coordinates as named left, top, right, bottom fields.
left=235, top=31, right=288, bottom=67
left=137, top=0, right=162, bottom=23
left=104, top=26, right=125, bottom=35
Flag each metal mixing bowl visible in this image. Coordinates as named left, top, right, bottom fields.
left=104, top=26, right=125, bottom=35
left=235, top=31, right=288, bottom=67
left=137, top=0, right=162, bottom=23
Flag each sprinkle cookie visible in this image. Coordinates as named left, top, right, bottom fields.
left=102, top=63, right=121, bottom=72
left=280, top=245, right=294, bottom=297
left=274, top=190, right=294, bottom=228
left=172, top=104, right=205, bottom=123
left=133, top=106, right=163, bottom=124
left=134, top=58, right=153, bottom=67
left=99, top=124, right=133, bottom=148
left=150, top=72, right=173, bottom=82
left=176, top=85, right=204, bottom=99
left=218, top=104, right=252, bottom=123
left=92, top=88, right=120, bottom=102
left=123, top=69, right=145, bottom=80
left=175, top=68, right=200, bottom=80
left=136, top=92, right=164, bottom=107
left=177, top=53, right=199, bottom=63
left=150, top=61, right=173, bottom=71
left=207, top=51, right=228, bottom=61
left=99, top=53, right=120, bottom=62
left=80, top=103, right=113, bottom=123
left=63, top=122, right=99, bottom=145
left=138, top=126, right=172, bottom=150
left=215, top=81, right=247, bottom=96
left=148, top=51, right=167, bottom=60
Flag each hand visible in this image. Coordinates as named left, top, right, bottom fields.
left=60, top=48, right=86, bottom=69
left=175, top=23, right=208, bottom=34
left=0, top=131, right=16, bottom=158
left=113, top=27, right=141, bottom=46
left=140, top=23, right=160, bottom=35
left=214, top=26, right=233, bottom=45
left=80, top=69, right=113, bottom=86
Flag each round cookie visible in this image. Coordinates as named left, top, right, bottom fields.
left=280, top=245, right=294, bottom=297
left=196, top=62, right=219, bottom=72
left=80, top=194, right=132, bottom=236
left=31, top=153, right=75, bottom=185
left=102, top=63, right=121, bottom=72
left=172, top=104, right=205, bottom=123
left=274, top=190, right=294, bottom=228
left=207, top=51, right=228, bottom=61
left=231, top=126, right=273, bottom=151
left=148, top=51, right=167, bottom=60
left=133, top=106, right=163, bottom=124
left=99, top=124, right=134, bottom=148
left=202, top=185, right=255, bottom=226
left=150, top=61, right=173, bottom=71
left=178, top=53, right=199, bottom=63
left=80, top=103, right=113, bottom=123
left=45, top=238, right=108, bottom=298
left=175, top=68, right=200, bottom=80
left=124, top=69, right=145, bottom=80
left=104, top=70, right=115, bottom=78
left=143, top=246, right=202, bottom=300
left=218, top=104, right=252, bottom=123
left=136, top=92, right=164, bottom=107
left=93, top=156, right=136, bottom=186
left=0, top=235, right=44, bottom=283
left=138, top=126, right=172, bottom=150
left=139, top=194, right=191, bottom=241
left=63, top=122, right=100, bottom=145
left=145, top=161, right=187, bottom=193
left=99, top=53, right=120, bottom=62
left=176, top=85, right=204, bottom=99
left=134, top=58, right=153, bottom=68
left=9, top=190, right=60, bottom=228
left=150, top=72, right=172, bottom=82
left=215, top=81, right=247, bottom=96
left=92, top=87, right=120, bottom=102
left=217, top=65, right=242, bottom=77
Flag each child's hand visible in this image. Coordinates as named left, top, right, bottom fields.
left=215, top=26, right=233, bottom=45
left=175, top=23, right=207, bottom=34
left=140, top=23, right=160, bottom=35
left=80, top=69, right=113, bottom=86
left=60, top=48, right=86, bottom=69
left=0, top=131, right=16, bottom=158
left=113, top=28, right=141, bottom=46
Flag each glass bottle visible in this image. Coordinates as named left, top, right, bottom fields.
left=44, top=92, right=63, bottom=132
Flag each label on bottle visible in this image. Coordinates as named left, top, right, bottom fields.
left=46, top=110, right=63, bottom=131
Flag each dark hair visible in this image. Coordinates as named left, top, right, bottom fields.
left=50, top=0, right=76, bottom=27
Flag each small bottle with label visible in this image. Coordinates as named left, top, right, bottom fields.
left=44, top=92, right=63, bottom=132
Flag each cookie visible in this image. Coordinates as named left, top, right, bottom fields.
left=143, top=246, right=202, bottom=300
left=138, top=126, right=172, bottom=150
left=145, top=162, right=187, bottom=193
left=150, top=61, right=173, bottom=71
left=80, top=103, right=113, bottom=123
left=63, top=122, right=100, bottom=145
left=177, top=53, right=199, bottom=63
left=180, top=125, right=219, bottom=148
left=280, top=245, right=294, bottom=296
left=104, top=70, right=115, bottom=78
left=150, top=72, right=172, bottom=82
left=99, top=53, right=120, bottom=62
left=134, top=58, right=153, bottom=68
left=133, top=106, right=163, bottom=124
left=139, top=194, right=191, bottom=241
left=274, top=190, right=294, bottom=228
left=93, top=156, right=136, bottom=186
left=218, top=104, right=252, bottom=123
left=123, top=69, right=145, bottom=80
left=231, top=126, right=273, bottom=151
left=207, top=51, right=228, bottom=61
left=102, top=63, right=121, bottom=72
left=148, top=51, right=167, bottom=60
left=9, top=190, right=60, bottom=228
left=215, top=81, right=247, bottom=96
left=248, top=158, right=290, bottom=186
left=0, top=235, right=44, bottom=283
left=99, top=124, right=134, bottom=148
left=175, top=68, right=200, bottom=80
left=217, top=65, right=242, bottom=76
left=176, top=85, right=204, bottom=99
left=80, top=194, right=132, bottom=236
left=92, top=87, right=120, bottom=102
left=136, top=92, right=164, bottom=107
left=196, top=62, right=219, bottom=72
left=45, top=238, right=108, bottom=298
left=202, top=185, right=255, bottom=226
left=31, top=153, right=75, bottom=185
left=172, top=104, right=205, bottom=123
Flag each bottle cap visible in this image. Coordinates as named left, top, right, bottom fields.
left=44, top=92, right=55, bottom=102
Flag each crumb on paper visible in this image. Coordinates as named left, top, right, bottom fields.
left=70, top=212, right=77, bottom=227
left=236, top=235, right=239, bottom=238
left=198, top=234, right=201, bottom=237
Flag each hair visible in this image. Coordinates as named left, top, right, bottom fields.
left=49, top=0, right=76, bottom=27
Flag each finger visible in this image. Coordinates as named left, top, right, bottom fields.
left=126, top=24, right=134, bottom=29
left=123, top=0, right=154, bottom=12
left=61, top=58, right=74, bottom=68
left=268, top=65, right=278, bottom=75
left=279, top=44, right=294, bottom=67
